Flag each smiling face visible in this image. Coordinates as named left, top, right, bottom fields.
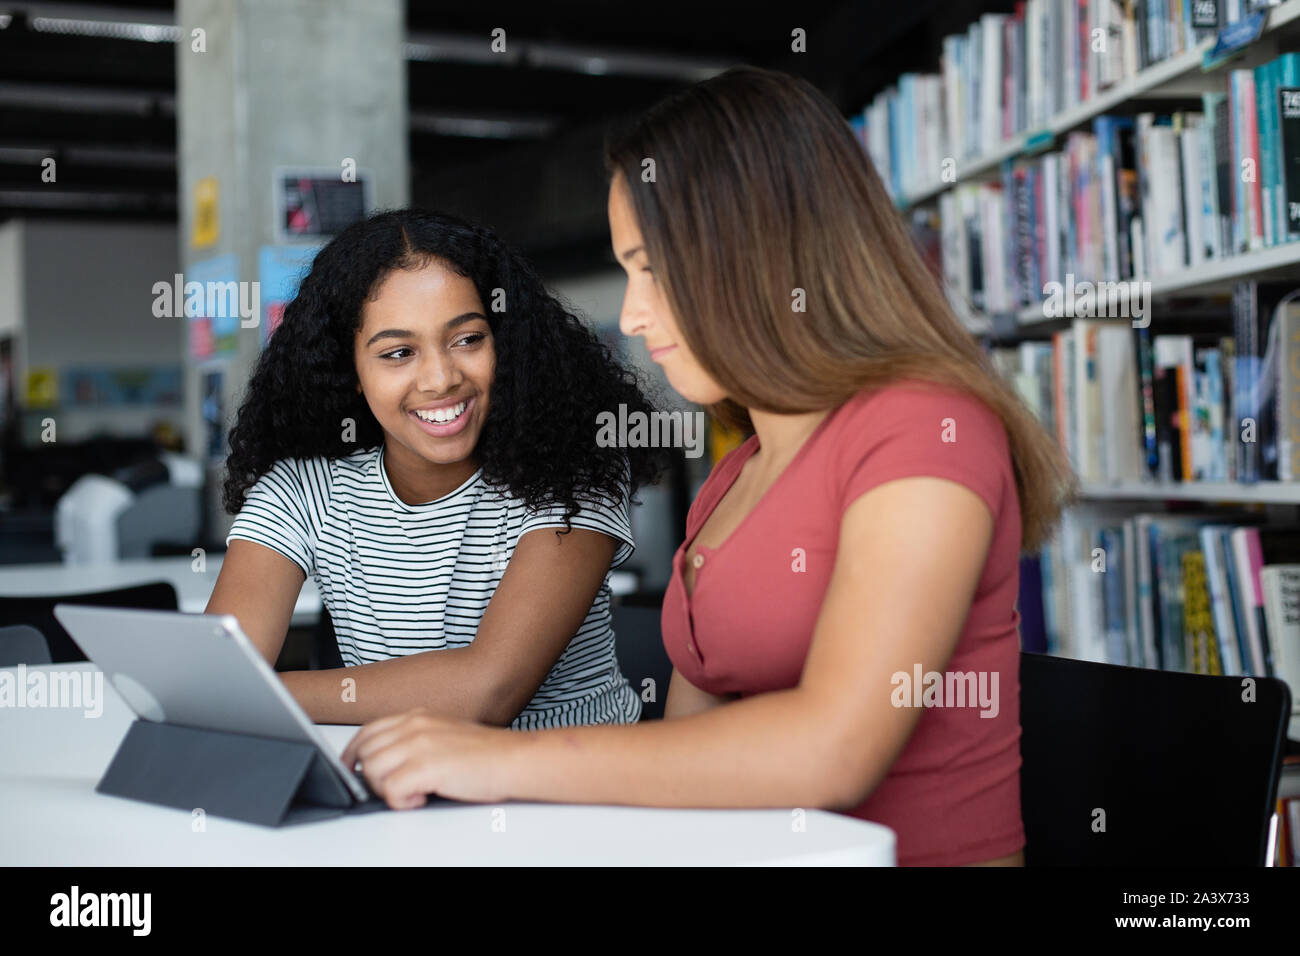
left=608, top=173, right=727, bottom=406
left=354, top=260, right=494, bottom=477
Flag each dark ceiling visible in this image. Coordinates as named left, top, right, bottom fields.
left=0, top=0, right=1002, bottom=273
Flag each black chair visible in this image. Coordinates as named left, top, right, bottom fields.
left=1019, top=651, right=1291, bottom=866
left=0, top=581, right=179, bottom=663
left=0, top=624, right=53, bottom=666
left=311, top=607, right=344, bottom=670
left=611, top=598, right=673, bottom=721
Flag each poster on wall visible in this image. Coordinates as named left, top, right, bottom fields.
left=185, top=253, right=241, bottom=359
left=273, top=166, right=372, bottom=244
left=62, top=366, right=182, bottom=406
left=191, top=176, right=219, bottom=249
left=258, top=244, right=323, bottom=347
left=24, top=367, right=57, bottom=408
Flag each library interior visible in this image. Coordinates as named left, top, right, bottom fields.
left=0, top=0, right=1299, bottom=878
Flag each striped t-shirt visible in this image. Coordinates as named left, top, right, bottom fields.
left=226, top=443, right=642, bottom=728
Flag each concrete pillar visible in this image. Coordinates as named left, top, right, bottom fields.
left=175, top=0, right=408, bottom=541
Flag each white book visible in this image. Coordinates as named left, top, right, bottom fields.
left=1100, top=0, right=1126, bottom=90
left=1043, top=153, right=1061, bottom=285
left=926, top=76, right=943, bottom=184
left=1061, top=328, right=1079, bottom=470
left=982, top=186, right=1006, bottom=312
left=1074, top=320, right=1105, bottom=483
left=980, top=14, right=1007, bottom=155
left=1273, top=295, right=1300, bottom=480
left=1100, top=144, right=1121, bottom=282
left=1099, top=325, right=1144, bottom=481
left=1131, top=213, right=1147, bottom=279
left=1026, top=0, right=1043, bottom=129
left=939, top=191, right=970, bottom=309
left=1259, top=565, right=1300, bottom=738
left=942, top=35, right=964, bottom=165
left=1062, top=512, right=1106, bottom=661
left=1061, top=0, right=1077, bottom=112
left=1180, top=120, right=1207, bottom=267
left=1146, top=124, right=1187, bottom=276
left=1199, top=115, right=1221, bottom=261
left=967, top=21, right=982, bottom=161
left=1122, top=0, right=1138, bottom=81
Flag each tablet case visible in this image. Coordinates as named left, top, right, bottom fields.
left=97, top=719, right=387, bottom=826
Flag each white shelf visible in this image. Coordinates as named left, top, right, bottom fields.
left=898, top=0, right=1300, bottom=209
left=1007, top=242, right=1300, bottom=328
left=1079, top=480, right=1300, bottom=503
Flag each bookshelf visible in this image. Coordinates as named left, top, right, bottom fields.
left=1080, top=479, right=1300, bottom=502
left=898, top=0, right=1300, bottom=209
left=1014, top=241, right=1300, bottom=328
left=858, top=5, right=1300, bottom=848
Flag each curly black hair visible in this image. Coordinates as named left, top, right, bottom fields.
left=222, top=209, right=667, bottom=528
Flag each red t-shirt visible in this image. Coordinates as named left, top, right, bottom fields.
left=661, top=380, right=1025, bottom=866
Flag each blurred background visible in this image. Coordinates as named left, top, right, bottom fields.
left=9, top=0, right=1295, bottom=676
left=0, top=0, right=967, bottom=589
left=3, top=0, right=1298, bottom=858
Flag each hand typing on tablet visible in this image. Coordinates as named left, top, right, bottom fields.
left=342, top=709, right=515, bottom=808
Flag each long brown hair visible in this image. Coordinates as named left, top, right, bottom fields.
left=604, top=65, right=1077, bottom=552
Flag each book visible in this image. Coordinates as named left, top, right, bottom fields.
left=1183, top=548, right=1224, bottom=674
left=1202, top=523, right=1244, bottom=674
left=1258, top=564, right=1300, bottom=738
left=1279, top=53, right=1300, bottom=243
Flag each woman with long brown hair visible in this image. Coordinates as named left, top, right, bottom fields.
left=342, top=65, right=1078, bottom=866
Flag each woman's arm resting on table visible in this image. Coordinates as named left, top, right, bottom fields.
left=663, top=668, right=737, bottom=719
left=343, top=475, right=994, bottom=809
left=282, top=526, right=618, bottom=726
left=204, top=539, right=306, bottom=667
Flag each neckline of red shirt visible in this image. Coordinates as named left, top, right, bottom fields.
left=678, top=402, right=847, bottom=600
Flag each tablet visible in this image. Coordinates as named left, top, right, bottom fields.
left=52, top=603, right=371, bottom=804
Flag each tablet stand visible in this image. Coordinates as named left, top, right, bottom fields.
left=96, top=719, right=376, bottom=827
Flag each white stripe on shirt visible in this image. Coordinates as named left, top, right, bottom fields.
left=226, top=444, right=642, bottom=728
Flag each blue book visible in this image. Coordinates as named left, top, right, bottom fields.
left=1156, top=530, right=1201, bottom=672
left=1276, top=52, right=1300, bottom=243
left=1094, top=115, right=1138, bottom=280
left=1018, top=555, right=1047, bottom=654
left=1255, top=59, right=1279, bottom=247
left=1218, top=526, right=1256, bottom=672
left=1040, top=546, right=1059, bottom=655
left=1100, top=527, right=1130, bottom=665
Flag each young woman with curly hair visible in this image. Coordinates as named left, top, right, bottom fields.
left=341, top=68, right=1079, bottom=866
left=205, top=209, right=665, bottom=729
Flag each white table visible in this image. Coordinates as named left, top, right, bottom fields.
left=0, top=663, right=896, bottom=866
left=0, top=557, right=639, bottom=628
left=0, top=555, right=322, bottom=626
